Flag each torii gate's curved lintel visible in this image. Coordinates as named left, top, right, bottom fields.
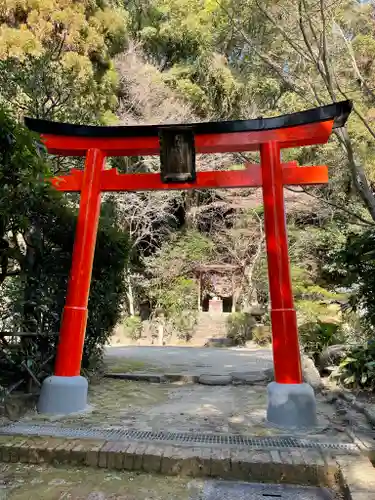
left=26, top=101, right=352, bottom=429
left=25, top=100, right=351, bottom=156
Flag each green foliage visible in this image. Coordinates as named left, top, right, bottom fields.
left=123, top=315, right=143, bottom=341
left=2, top=0, right=375, bottom=391
left=144, top=231, right=213, bottom=340
left=0, top=0, right=128, bottom=122
left=332, top=341, right=375, bottom=390
left=341, top=228, right=375, bottom=331
left=147, top=273, right=198, bottom=341
left=156, top=277, right=197, bottom=314
left=226, top=312, right=255, bottom=346
left=252, top=325, right=272, bottom=346
left=0, top=106, right=50, bottom=240
left=169, top=309, right=197, bottom=342
left=298, top=320, right=345, bottom=362
left=163, top=54, right=245, bottom=117
left=146, top=230, right=214, bottom=285
left=0, top=107, right=129, bottom=387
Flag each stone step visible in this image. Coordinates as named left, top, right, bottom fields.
left=192, top=481, right=337, bottom=500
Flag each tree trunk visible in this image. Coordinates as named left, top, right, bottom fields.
left=157, top=322, right=164, bottom=346
left=336, top=128, right=375, bottom=222
left=126, top=273, right=135, bottom=316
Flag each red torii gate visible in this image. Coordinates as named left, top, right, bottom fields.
left=25, top=100, right=352, bottom=428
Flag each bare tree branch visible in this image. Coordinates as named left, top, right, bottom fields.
left=286, top=186, right=374, bottom=226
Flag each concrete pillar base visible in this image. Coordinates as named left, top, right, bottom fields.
left=37, top=375, right=88, bottom=415
left=266, top=381, right=317, bottom=429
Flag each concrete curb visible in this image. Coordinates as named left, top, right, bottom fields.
left=336, top=455, right=375, bottom=500
left=0, top=435, right=373, bottom=497
left=104, top=372, right=200, bottom=384
left=104, top=372, right=269, bottom=386
left=0, top=435, right=340, bottom=484
left=104, top=372, right=168, bottom=383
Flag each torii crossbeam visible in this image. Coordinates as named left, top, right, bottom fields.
left=25, top=100, right=352, bottom=428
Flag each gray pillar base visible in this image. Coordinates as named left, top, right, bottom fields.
left=266, top=381, right=317, bottom=429
left=37, top=375, right=88, bottom=415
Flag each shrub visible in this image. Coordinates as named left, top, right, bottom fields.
left=171, top=310, right=198, bottom=342
left=0, top=108, right=129, bottom=388
left=123, top=315, right=143, bottom=341
left=226, top=312, right=255, bottom=346
left=331, top=341, right=375, bottom=390
left=252, top=325, right=272, bottom=346
left=341, top=227, right=375, bottom=331
left=298, top=320, right=345, bottom=362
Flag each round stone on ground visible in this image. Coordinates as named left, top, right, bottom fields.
left=198, top=374, right=233, bottom=386
left=318, top=344, right=349, bottom=374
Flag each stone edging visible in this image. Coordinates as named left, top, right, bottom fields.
left=337, top=455, right=375, bottom=500
left=104, top=372, right=268, bottom=386
left=105, top=372, right=200, bottom=384
left=1, top=434, right=374, bottom=498
left=331, top=389, right=375, bottom=426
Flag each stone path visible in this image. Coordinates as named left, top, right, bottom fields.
left=0, top=462, right=344, bottom=500
left=14, top=377, right=369, bottom=444
left=2, top=346, right=375, bottom=498
left=105, top=345, right=274, bottom=375
left=0, top=433, right=351, bottom=497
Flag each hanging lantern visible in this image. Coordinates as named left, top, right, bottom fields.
left=159, top=126, right=196, bottom=183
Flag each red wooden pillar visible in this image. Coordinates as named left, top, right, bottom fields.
left=260, top=142, right=302, bottom=384
left=54, top=148, right=105, bottom=377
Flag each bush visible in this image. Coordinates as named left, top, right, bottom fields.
left=331, top=341, right=375, bottom=390
left=298, top=320, right=345, bottom=362
left=0, top=108, right=130, bottom=387
left=341, top=228, right=375, bottom=331
left=252, top=325, right=272, bottom=346
left=226, top=312, right=255, bottom=346
left=171, top=310, right=198, bottom=342
left=123, top=315, right=143, bottom=340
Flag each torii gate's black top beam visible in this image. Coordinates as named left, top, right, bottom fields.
left=25, top=100, right=352, bottom=138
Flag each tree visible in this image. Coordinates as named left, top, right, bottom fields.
left=109, top=190, right=179, bottom=315
left=123, top=1, right=249, bottom=118
left=214, top=0, right=375, bottom=221
left=0, top=105, right=129, bottom=388
left=0, top=0, right=129, bottom=123
left=211, top=208, right=265, bottom=308
left=143, top=229, right=214, bottom=339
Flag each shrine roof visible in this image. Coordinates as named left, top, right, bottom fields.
left=193, top=264, right=240, bottom=273
left=25, top=100, right=352, bottom=139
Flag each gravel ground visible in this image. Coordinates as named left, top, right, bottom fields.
left=104, top=345, right=274, bottom=375
left=17, top=377, right=365, bottom=443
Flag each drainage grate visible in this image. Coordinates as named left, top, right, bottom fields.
left=0, top=422, right=358, bottom=452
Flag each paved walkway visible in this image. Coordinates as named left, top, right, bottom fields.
left=105, top=345, right=274, bottom=375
